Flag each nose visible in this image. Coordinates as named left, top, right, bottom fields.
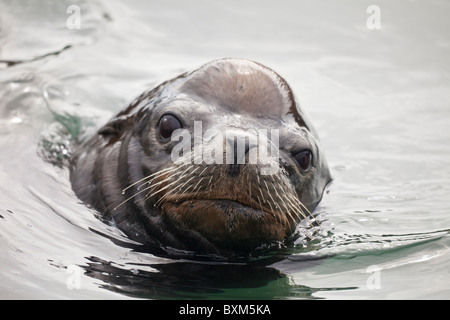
left=227, top=135, right=251, bottom=177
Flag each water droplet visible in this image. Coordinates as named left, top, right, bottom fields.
left=130, top=269, right=139, bottom=275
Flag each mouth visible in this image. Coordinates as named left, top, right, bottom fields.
left=170, top=196, right=274, bottom=215
left=184, top=198, right=276, bottom=224
left=160, top=196, right=292, bottom=251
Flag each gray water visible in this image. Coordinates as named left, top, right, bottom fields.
left=1, top=0, right=449, bottom=299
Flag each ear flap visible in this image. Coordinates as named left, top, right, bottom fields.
left=97, top=116, right=129, bottom=136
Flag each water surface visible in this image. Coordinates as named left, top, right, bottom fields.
left=0, top=0, right=449, bottom=299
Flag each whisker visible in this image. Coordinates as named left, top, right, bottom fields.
left=113, top=183, right=157, bottom=210
left=130, top=151, right=203, bottom=193
left=192, top=176, right=204, bottom=192
left=155, top=175, right=197, bottom=207
left=207, top=174, right=214, bottom=191
left=283, top=197, right=314, bottom=240
left=153, top=182, right=181, bottom=205
left=123, top=166, right=176, bottom=192
left=176, top=175, right=197, bottom=195
left=290, top=195, right=320, bottom=228
left=198, top=165, right=209, bottom=177
left=271, top=181, right=296, bottom=234
left=248, top=180, right=251, bottom=198
left=275, top=174, right=320, bottom=228
left=259, top=188, right=265, bottom=205
left=137, top=172, right=177, bottom=194
left=256, top=194, right=263, bottom=211
left=264, top=180, right=279, bottom=212
left=284, top=193, right=310, bottom=225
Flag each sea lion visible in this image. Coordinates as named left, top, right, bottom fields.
left=70, top=58, right=331, bottom=256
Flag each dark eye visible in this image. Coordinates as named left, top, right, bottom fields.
left=294, top=150, right=313, bottom=173
left=158, top=114, right=182, bottom=139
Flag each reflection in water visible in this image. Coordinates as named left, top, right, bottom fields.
left=81, top=255, right=354, bottom=299
left=83, top=227, right=336, bottom=299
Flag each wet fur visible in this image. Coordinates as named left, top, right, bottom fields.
left=70, top=59, right=331, bottom=256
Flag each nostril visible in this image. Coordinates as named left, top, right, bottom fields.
left=226, top=136, right=251, bottom=177
left=228, top=163, right=240, bottom=177
left=228, top=136, right=240, bottom=177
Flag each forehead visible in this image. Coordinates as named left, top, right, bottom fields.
left=178, top=59, right=294, bottom=119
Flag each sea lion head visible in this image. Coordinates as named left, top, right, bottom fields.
left=70, top=58, right=331, bottom=256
